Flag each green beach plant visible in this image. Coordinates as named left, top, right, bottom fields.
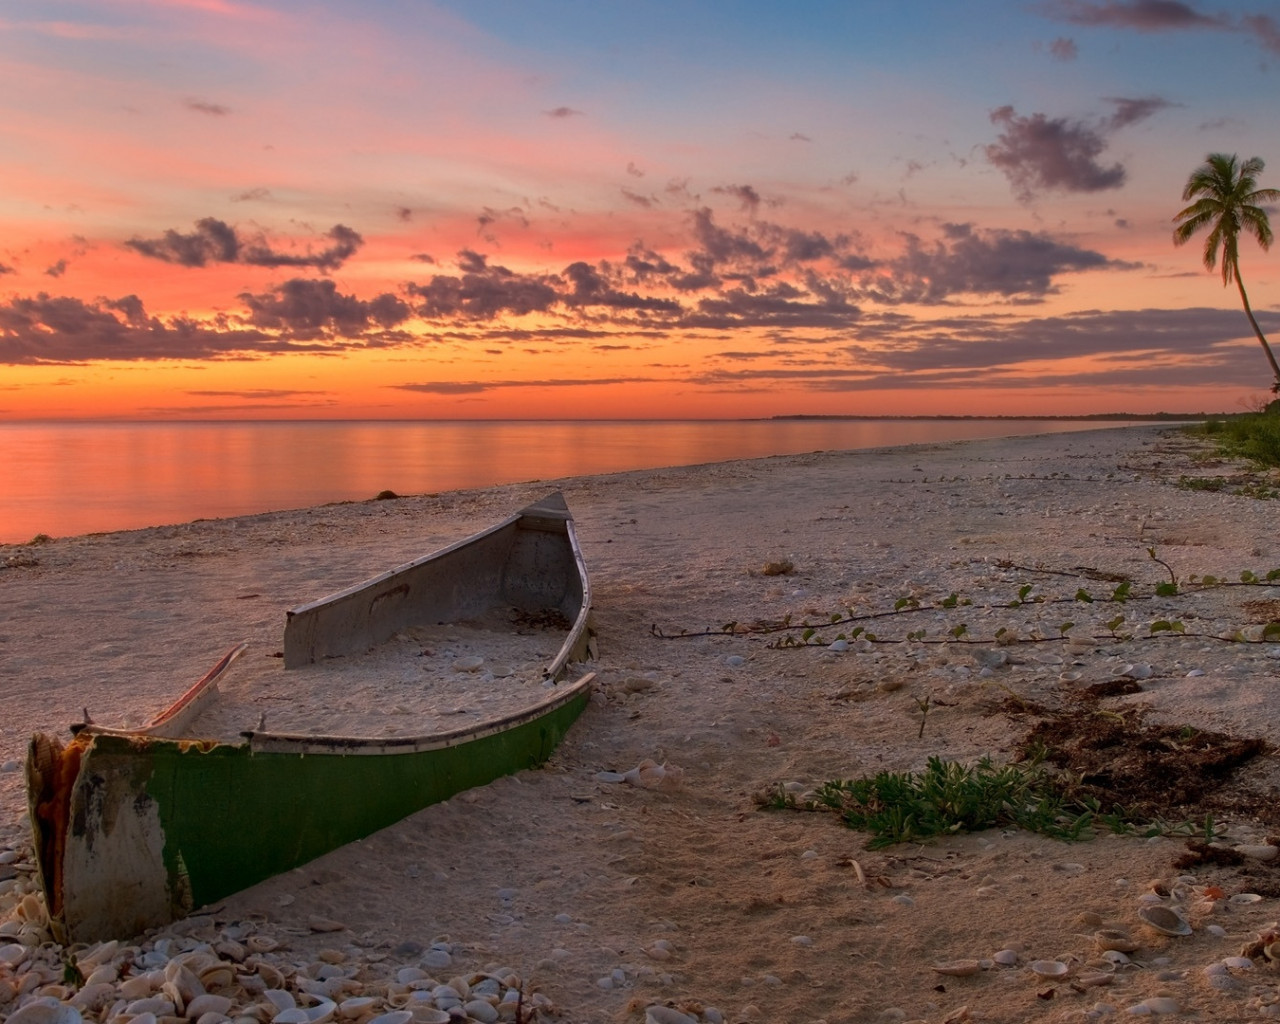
left=1173, top=153, right=1280, bottom=392
left=786, top=755, right=1214, bottom=849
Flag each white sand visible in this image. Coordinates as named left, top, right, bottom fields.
left=5, top=424, right=1280, bottom=1023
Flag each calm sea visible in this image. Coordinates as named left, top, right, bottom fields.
left=0, top=419, right=1139, bottom=544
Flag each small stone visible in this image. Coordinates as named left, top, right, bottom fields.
left=645, top=1008, right=697, bottom=1024
left=1141, top=997, right=1179, bottom=1014
left=453, top=656, right=484, bottom=672
left=423, top=949, right=451, bottom=969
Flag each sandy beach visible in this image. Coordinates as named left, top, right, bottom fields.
left=7, top=423, right=1280, bottom=1024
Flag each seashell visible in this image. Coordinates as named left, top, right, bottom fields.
left=932, top=959, right=982, bottom=977
left=199, top=963, right=237, bottom=990
left=17, top=893, right=45, bottom=922
left=366, top=1015, right=413, bottom=1024
left=1072, top=971, right=1113, bottom=988
left=306, top=999, right=337, bottom=1024
left=264, top=989, right=297, bottom=1012
left=338, top=997, right=376, bottom=1019
left=1223, top=956, right=1255, bottom=969
left=215, top=939, right=248, bottom=962
left=119, top=975, right=156, bottom=1000
left=188, top=994, right=234, bottom=1017
left=1235, top=845, right=1280, bottom=862
left=83, top=963, right=119, bottom=987
left=1229, top=893, right=1264, bottom=905
left=0, top=942, right=29, bottom=967
left=1029, top=960, right=1069, bottom=979
left=1142, top=996, right=1179, bottom=1014
left=1138, top=905, right=1192, bottom=936
left=76, top=940, right=118, bottom=971
left=254, top=963, right=288, bottom=990
left=5, top=1005, right=83, bottom=1024
left=160, top=979, right=188, bottom=1013
left=165, top=960, right=206, bottom=1003
left=993, top=949, right=1019, bottom=966
left=247, top=936, right=280, bottom=954
left=463, top=1002, right=499, bottom=1024
left=69, top=982, right=117, bottom=1012
left=1094, top=929, right=1139, bottom=953
left=407, top=1011, right=450, bottom=1024
left=622, top=759, right=660, bottom=785
left=125, top=995, right=175, bottom=1016
left=1101, top=950, right=1131, bottom=965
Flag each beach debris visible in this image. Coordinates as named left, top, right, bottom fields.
left=1029, top=960, right=1069, bottom=979
left=645, top=1005, right=698, bottom=1024
left=1228, top=892, right=1263, bottom=905
left=1094, top=928, right=1139, bottom=953
left=932, top=959, right=983, bottom=977
left=1137, top=905, right=1193, bottom=937
left=594, top=759, right=685, bottom=791
left=759, top=558, right=794, bottom=576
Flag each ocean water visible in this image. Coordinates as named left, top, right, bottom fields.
left=0, top=419, right=1134, bottom=544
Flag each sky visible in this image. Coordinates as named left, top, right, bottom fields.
left=2, top=0, right=1279, bottom=420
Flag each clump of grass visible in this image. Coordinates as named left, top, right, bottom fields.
left=1193, top=410, right=1280, bottom=469
left=26, top=533, right=53, bottom=545
left=1177, top=475, right=1227, bottom=492
left=373, top=489, right=400, bottom=501
left=776, top=754, right=1209, bottom=849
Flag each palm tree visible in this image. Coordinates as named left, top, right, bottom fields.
left=1173, top=153, right=1280, bottom=393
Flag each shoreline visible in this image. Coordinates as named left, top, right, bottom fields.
left=6, top=423, right=1280, bottom=1023
left=0, top=419, right=1166, bottom=547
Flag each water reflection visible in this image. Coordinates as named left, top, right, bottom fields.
left=0, top=419, right=1129, bottom=542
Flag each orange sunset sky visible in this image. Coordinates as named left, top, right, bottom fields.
left=2, top=0, right=1279, bottom=420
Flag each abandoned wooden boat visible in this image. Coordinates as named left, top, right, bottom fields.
left=26, top=492, right=594, bottom=943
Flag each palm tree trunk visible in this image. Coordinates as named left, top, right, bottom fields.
left=1234, top=266, right=1280, bottom=391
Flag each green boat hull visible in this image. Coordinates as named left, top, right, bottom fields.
left=27, top=492, right=595, bottom=943
left=31, top=686, right=589, bottom=943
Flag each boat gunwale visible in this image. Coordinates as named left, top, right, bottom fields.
left=239, top=669, right=595, bottom=755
